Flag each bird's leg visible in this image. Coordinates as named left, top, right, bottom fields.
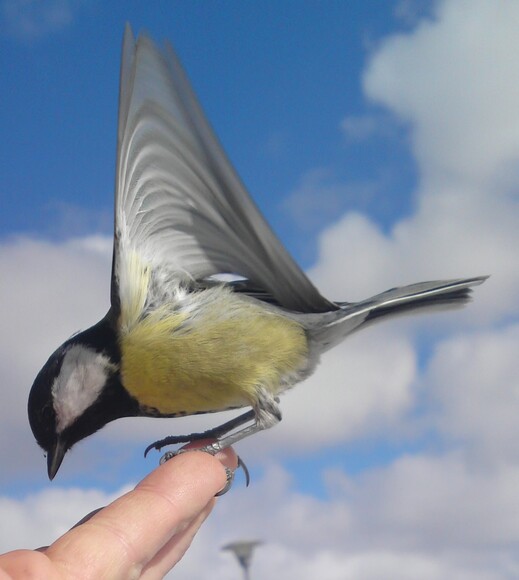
left=144, top=409, right=256, bottom=456
left=198, top=393, right=281, bottom=452
left=146, top=388, right=282, bottom=490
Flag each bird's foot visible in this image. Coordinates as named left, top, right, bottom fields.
left=152, top=440, right=250, bottom=495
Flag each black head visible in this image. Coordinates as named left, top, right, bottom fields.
left=28, top=345, right=66, bottom=478
left=28, top=316, right=139, bottom=479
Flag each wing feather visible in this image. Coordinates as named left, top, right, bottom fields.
left=112, top=25, right=336, bottom=316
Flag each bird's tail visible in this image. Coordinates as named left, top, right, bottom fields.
left=308, top=276, right=488, bottom=351
left=355, top=276, right=488, bottom=323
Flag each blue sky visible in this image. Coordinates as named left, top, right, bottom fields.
left=2, top=2, right=519, bottom=579
left=1, top=1, right=417, bottom=261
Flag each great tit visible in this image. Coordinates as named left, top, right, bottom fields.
left=28, top=25, right=487, bottom=480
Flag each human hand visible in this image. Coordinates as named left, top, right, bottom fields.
left=0, top=445, right=237, bottom=579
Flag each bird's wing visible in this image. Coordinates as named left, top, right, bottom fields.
left=111, top=25, right=336, bottom=319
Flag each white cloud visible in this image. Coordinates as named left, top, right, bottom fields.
left=282, top=168, right=379, bottom=231
left=1, top=0, right=83, bottom=41
left=309, top=188, right=519, bottom=326
left=0, top=485, right=128, bottom=552
left=310, top=0, right=519, bottom=325
left=0, top=236, right=111, bottom=480
left=205, top=456, right=519, bottom=579
left=341, top=114, right=380, bottom=141
left=394, top=0, right=436, bottom=27
left=43, top=201, right=113, bottom=240
left=3, top=457, right=518, bottom=579
left=365, top=0, right=519, bottom=187
left=260, top=326, right=417, bottom=454
left=426, top=323, right=519, bottom=464
left=341, top=113, right=396, bottom=142
left=338, top=453, right=519, bottom=550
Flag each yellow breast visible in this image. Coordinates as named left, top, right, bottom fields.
left=120, top=292, right=308, bottom=415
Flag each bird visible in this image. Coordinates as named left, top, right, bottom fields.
left=28, top=25, right=487, bottom=482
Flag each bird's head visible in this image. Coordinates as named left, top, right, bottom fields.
left=28, top=318, right=138, bottom=480
left=28, top=340, right=120, bottom=479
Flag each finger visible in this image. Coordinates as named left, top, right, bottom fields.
left=0, top=550, right=55, bottom=578
left=140, top=502, right=214, bottom=579
left=45, top=448, right=236, bottom=579
left=67, top=441, right=237, bottom=532
left=140, top=445, right=238, bottom=578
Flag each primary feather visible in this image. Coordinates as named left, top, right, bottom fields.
left=113, top=24, right=336, bottom=317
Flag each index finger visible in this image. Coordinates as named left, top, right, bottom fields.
left=45, top=447, right=237, bottom=579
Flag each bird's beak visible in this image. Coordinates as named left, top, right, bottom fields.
left=47, top=438, right=67, bottom=480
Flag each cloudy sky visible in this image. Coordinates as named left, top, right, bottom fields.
left=2, top=0, right=519, bottom=578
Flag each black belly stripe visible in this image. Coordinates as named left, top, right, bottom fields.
left=138, top=403, right=244, bottom=418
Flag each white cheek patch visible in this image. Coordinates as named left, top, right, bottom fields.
left=51, top=344, right=116, bottom=433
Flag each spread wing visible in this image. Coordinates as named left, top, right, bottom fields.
left=111, top=25, right=336, bottom=319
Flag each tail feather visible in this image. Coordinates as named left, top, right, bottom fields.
left=361, top=276, right=488, bottom=323
left=308, top=276, right=488, bottom=352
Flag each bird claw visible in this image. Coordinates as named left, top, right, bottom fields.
left=158, top=450, right=177, bottom=464
left=215, top=467, right=235, bottom=496
left=144, top=435, right=188, bottom=457
left=156, top=442, right=251, bottom=492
